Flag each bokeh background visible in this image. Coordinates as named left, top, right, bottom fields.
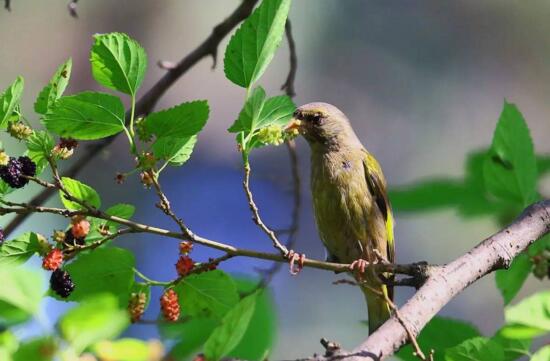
left=1, top=0, right=550, bottom=359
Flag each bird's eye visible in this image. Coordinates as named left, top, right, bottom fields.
left=309, top=113, right=322, bottom=124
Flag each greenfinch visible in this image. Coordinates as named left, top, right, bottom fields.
left=288, top=102, right=394, bottom=334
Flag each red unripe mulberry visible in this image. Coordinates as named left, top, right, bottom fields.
left=42, top=248, right=64, bottom=271
left=160, top=289, right=180, bottom=321
left=176, top=255, right=194, bottom=276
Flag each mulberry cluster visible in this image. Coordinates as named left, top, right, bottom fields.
left=52, top=138, right=78, bottom=160
left=63, top=229, right=86, bottom=247
left=0, top=228, right=4, bottom=244
left=7, top=122, right=33, bottom=140
left=160, top=289, right=180, bottom=321
left=42, top=248, right=64, bottom=271
left=176, top=255, right=194, bottom=276
left=257, top=125, right=285, bottom=146
left=179, top=241, right=193, bottom=255
left=128, top=292, right=147, bottom=323
left=71, top=217, right=90, bottom=239
left=0, top=156, right=36, bottom=188
left=50, top=269, right=75, bottom=298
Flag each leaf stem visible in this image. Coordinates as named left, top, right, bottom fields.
left=133, top=267, right=169, bottom=286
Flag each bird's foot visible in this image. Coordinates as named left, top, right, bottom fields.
left=349, top=259, right=370, bottom=275
left=286, top=250, right=306, bottom=275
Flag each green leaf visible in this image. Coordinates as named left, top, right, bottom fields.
left=59, top=293, right=129, bottom=354
left=445, top=337, right=504, bottom=361
left=504, top=290, right=550, bottom=338
left=105, top=203, right=135, bottom=225
left=224, top=0, right=291, bottom=88
left=12, top=337, right=56, bottom=361
left=90, top=33, right=148, bottom=95
left=483, top=102, right=537, bottom=206
left=0, top=265, right=43, bottom=324
left=491, top=329, right=531, bottom=361
left=84, top=203, right=134, bottom=244
left=396, top=317, right=480, bottom=361
left=228, top=86, right=266, bottom=133
left=26, top=131, right=55, bottom=174
left=43, top=91, right=125, bottom=140
left=153, top=135, right=197, bottom=166
left=532, top=346, right=550, bottom=361
left=495, top=253, right=532, bottom=305
left=34, top=58, right=72, bottom=115
left=228, top=280, right=276, bottom=361
left=93, top=338, right=150, bottom=361
left=204, top=291, right=259, bottom=361
left=174, top=270, right=240, bottom=319
left=56, top=247, right=135, bottom=304
left=0, top=331, right=18, bottom=357
left=145, top=100, right=209, bottom=139
left=164, top=318, right=219, bottom=359
left=59, top=177, right=101, bottom=211
left=0, top=76, right=24, bottom=129
left=0, top=232, right=41, bottom=266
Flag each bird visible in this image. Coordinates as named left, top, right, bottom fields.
left=286, top=102, right=394, bottom=334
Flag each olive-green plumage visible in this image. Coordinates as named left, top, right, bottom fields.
left=291, top=102, right=394, bottom=334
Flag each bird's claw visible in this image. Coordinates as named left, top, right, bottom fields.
left=287, top=250, right=306, bottom=275
left=349, top=259, right=370, bottom=275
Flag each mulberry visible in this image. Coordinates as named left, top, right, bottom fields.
left=179, top=241, right=193, bottom=255
left=160, top=289, right=180, bottom=321
left=71, top=217, right=90, bottom=239
left=128, top=292, right=147, bottom=323
left=18, top=156, right=36, bottom=178
left=50, top=269, right=75, bottom=298
left=42, top=248, right=64, bottom=271
left=175, top=255, right=194, bottom=276
left=64, top=229, right=85, bottom=247
left=0, top=228, right=4, bottom=244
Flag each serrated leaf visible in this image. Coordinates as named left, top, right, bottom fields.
left=26, top=131, right=55, bottom=175
left=228, top=87, right=266, bottom=133
left=445, top=337, right=504, bottom=361
left=145, top=100, right=209, bottom=139
left=153, top=135, right=197, bottom=166
left=59, top=177, right=101, bottom=211
left=34, top=58, right=72, bottom=115
left=224, top=0, right=291, bottom=88
left=43, top=91, right=125, bottom=140
left=495, top=253, right=532, bottom=305
left=174, top=270, right=239, bottom=319
left=204, top=291, right=259, bottom=361
left=396, top=317, right=481, bottom=361
left=59, top=293, right=129, bottom=354
left=0, top=77, right=24, bottom=129
left=228, top=279, right=276, bottom=361
left=90, top=33, right=148, bottom=95
left=0, top=232, right=41, bottom=266
left=491, top=330, right=531, bottom=361
left=483, top=102, right=537, bottom=206
left=85, top=203, right=135, bottom=244
left=532, top=346, right=550, bottom=361
left=55, top=247, right=135, bottom=304
left=504, top=290, right=550, bottom=338
left=0, top=265, right=43, bottom=322
left=93, top=338, right=150, bottom=361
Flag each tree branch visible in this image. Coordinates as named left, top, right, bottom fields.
left=306, top=200, right=550, bottom=361
left=2, top=0, right=260, bottom=237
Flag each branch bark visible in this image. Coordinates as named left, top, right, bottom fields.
left=2, top=0, right=260, bottom=237
left=309, top=200, right=550, bottom=361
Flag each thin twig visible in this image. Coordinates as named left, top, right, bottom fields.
left=2, top=0, right=260, bottom=237
left=242, top=163, right=289, bottom=256
left=281, top=20, right=297, bottom=97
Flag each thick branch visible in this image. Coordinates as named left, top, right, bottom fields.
left=2, top=0, right=259, bottom=237
left=310, top=200, right=550, bottom=361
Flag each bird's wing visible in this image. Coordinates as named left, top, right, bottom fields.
left=362, top=150, right=395, bottom=265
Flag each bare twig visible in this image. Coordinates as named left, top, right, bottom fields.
left=281, top=20, right=297, bottom=97
left=242, top=163, right=289, bottom=256
left=2, top=0, right=260, bottom=237
left=67, top=0, right=78, bottom=18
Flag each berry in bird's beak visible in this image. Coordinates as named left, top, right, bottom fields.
left=284, top=118, right=302, bottom=136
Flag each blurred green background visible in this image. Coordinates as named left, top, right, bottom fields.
left=1, top=0, right=550, bottom=359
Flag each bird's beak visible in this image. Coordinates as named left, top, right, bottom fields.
left=284, top=118, right=302, bottom=133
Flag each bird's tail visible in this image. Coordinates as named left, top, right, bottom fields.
left=361, top=284, right=392, bottom=334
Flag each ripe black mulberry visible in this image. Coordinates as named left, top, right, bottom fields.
left=50, top=269, right=75, bottom=298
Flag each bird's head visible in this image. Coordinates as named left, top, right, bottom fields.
left=286, top=102, right=361, bottom=151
